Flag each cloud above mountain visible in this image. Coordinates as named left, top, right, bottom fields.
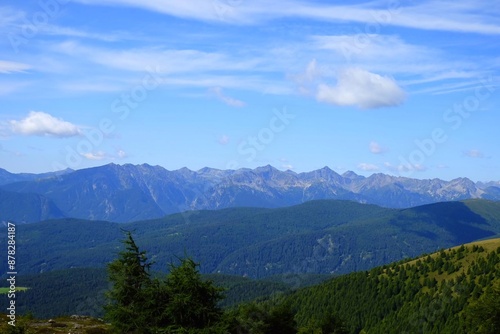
left=316, top=68, right=406, bottom=109
left=9, top=111, right=82, bottom=137
left=369, top=141, right=387, bottom=154
left=358, top=163, right=379, bottom=171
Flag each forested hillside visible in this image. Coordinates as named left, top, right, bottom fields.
left=267, top=238, right=500, bottom=333
left=2, top=200, right=500, bottom=279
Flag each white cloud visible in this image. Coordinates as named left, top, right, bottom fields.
left=316, top=68, right=406, bottom=109
left=82, top=149, right=127, bottom=161
left=385, top=162, right=427, bottom=174
left=369, top=141, right=387, bottom=154
left=82, top=151, right=108, bottom=160
left=358, top=163, right=379, bottom=171
left=0, top=60, right=31, bottom=73
left=303, top=59, right=319, bottom=82
left=464, top=149, right=486, bottom=158
left=210, top=87, right=246, bottom=107
left=292, top=59, right=323, bottom=95
left=9, top=111, right=82, bottom=137
left=309, top=34, right=486, bottom=95
left=295, top=59, right=321, bottom=85
left=117, top=149, right=128, bottom=159
left=313, top=35, right=434, bottom=64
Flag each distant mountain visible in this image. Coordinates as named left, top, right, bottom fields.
left=3, top=199, right=500, bottom=279
left=0, top=189, right=65, bottom=223
left=0, top=167, right=73, bottom=186
left=1, top=163, right=499, bottom=223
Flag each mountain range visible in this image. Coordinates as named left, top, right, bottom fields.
left=1, top=163, right=500, bottom=223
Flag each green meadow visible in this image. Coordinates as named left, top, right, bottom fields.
left=0, top=287, right=28, bottom=294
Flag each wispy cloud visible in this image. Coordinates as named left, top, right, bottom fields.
left=82, top=151, right=108, bottom=160
left=369, top=141, right=387, bottom=154
left=73, top=0, right=239, bottom=23
left=358, top=163, right=379, bottom=172
left=8, top=111, right=82, bottom=137
left=316, top=68, right=406, bottom=109
left=463, top=149, right=486, bottom=158
left=209, top=87, right=246, bottom=107
left=82, top=148, right=128, bottom=161
left=0, top=6, right=25, bottom=28
left=278, top=158, right=294, bottom=170
left=41, top=25, right=126, bottom=41
left=0, top=81, right=32, bottom=96
left=73, top=0, right=500, bottom=35
left=313, top=35, right=434, bottom=65
left=291, top=59, right=323, bottom=95
left=52, top=41, right=259, bottom=74
left=154, top=75, right=292, bottom=95
left=0, top=60, right=31, bottom=73
left=117, top=149, right=128, bottom=159
left=385, top=162, right=427, bottom=174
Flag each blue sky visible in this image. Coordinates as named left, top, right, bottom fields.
left=0, top=0, right=499, bottom=181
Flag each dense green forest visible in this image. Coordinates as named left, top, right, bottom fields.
left=2, top=199, right=500, bottom=279
left=267, top=238, right=500, bottom=333
left=2, top=267, right=332, bottom=319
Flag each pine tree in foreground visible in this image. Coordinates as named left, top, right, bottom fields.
left=104, top=231, right=226, bottom=334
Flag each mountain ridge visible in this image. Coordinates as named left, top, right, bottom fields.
left=1, top=163, right=499, bottom=223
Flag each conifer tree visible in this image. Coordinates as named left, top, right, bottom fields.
left=163, top=257, right=225, bottom=331
left=105, top=231, right=153, bottom=333
left=465, top=283, right=500, bottom=333
left=105, top=232, right=226, bottom=333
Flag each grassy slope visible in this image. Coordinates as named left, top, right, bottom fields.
left=393, top=238, right=500, bottom=299
left=0, top=287, right=28, bottom=294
